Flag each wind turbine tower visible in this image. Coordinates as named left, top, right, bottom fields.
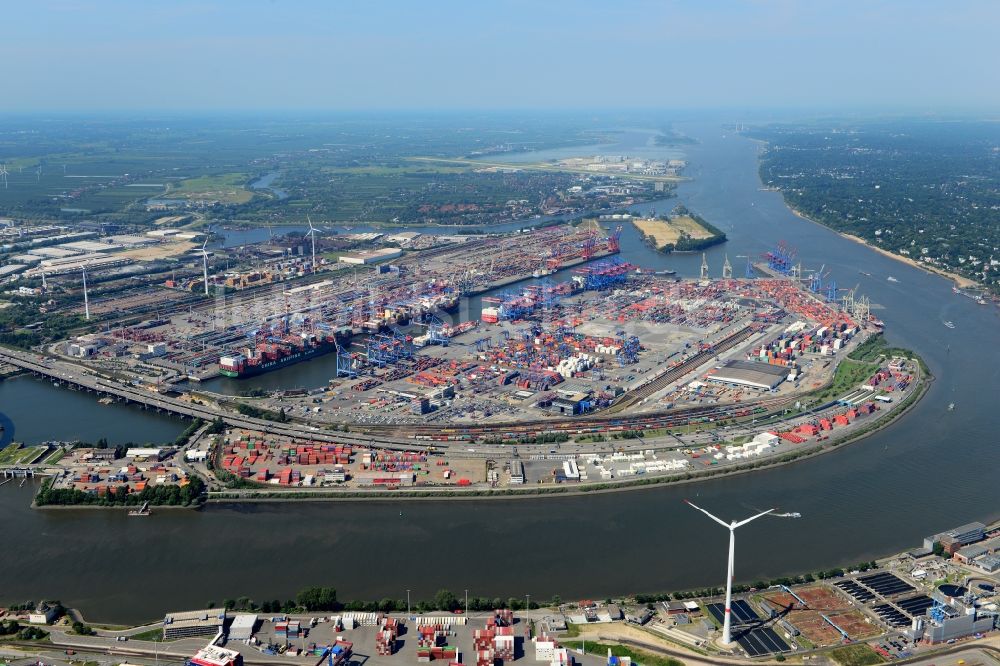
left=82, top=264, right=91, bottom=320
left=306, top=216, right=319, bottom=273
left=198, top=240, right=211, bottom=296
left=0, top=164, right=8, bottom=189
left=686, top=500, right=775, bottom=646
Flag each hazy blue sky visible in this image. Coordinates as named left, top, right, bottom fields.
left=3, top=0, right=998, bottom=112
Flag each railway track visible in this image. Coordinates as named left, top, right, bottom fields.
left=3, top=344, right=794, bottom=449
left=358, top=395, right=791, bottom=440
left=607, top=324, right=759, bottom=413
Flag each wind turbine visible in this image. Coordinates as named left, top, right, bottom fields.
left=685, top=500, right=775, bottom=646
left=197, top=239, right=211, bottom=295
left=0, top=164, right=8, bottom=189
left=306, top=216, right=319, bottom=273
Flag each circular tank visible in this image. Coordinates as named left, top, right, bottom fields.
left=938, top=583, right=968, bottom=598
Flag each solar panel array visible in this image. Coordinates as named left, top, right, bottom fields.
left=834, top=579, right=876, bottom=602
left=896, top=595, right=934, bottom=617
left=873, top=603, right=910, bottom=627
left=736, top=627, right=791, bottom=657
left=858, top=572, right=915, bottom=597
left=706, top=599, right=761, bottom=626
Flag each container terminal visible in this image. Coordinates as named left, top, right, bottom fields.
left=0, top=221, right=926, bottom=497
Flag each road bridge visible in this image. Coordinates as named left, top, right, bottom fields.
left=0, top=347, right=424, bottom=452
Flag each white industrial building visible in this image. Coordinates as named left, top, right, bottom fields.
left=339, top=248, right=403, bottom=265
left=185, top=450, right=209, bottom=462
left=127, top=448, right=165, bottom=460
left=708, top=359, right=791, bottom=391
left=534, top=638, right=572, bottom=666
left=228, top=614, right=258, bottom=641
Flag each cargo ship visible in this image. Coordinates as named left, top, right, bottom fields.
left=219, top=330, right=348, bottom=378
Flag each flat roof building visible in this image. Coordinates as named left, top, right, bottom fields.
left=510, top=460, right=525, bottom=484
left=228, top=614, right=258, bottom=641
left=339, top=248, right=403, bottom=265
left=127, top=448, right=165, bottom=460
left=925, top=521, right=986, bottom=552
left=707, top=359, right=790, bottom=391
left=189, top=645, right=243, bottom=666
left=163, top=609, right=226, bottom=640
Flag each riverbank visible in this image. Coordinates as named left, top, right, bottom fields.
left=786, top=206, right=980, bottom=290
left=31, top=502, right=200, bottom=511
left=208, top=364, right=929, bottom=503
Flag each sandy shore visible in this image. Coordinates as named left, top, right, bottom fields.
left=787, top=206, right=978, bottom=289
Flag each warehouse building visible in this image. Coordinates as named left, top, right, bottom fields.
left=353, top=471, right=414, bottom=487
left=339, top=248, right=403, bottom=265
left=163, top=609, right=227, bottom=640
left=707, top=359, right=791, bottom=391
left=228, top=614, right=258, bottom=641
left=510, top=460, right=525, bottom=484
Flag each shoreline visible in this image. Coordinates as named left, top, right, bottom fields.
left=31, top=502, right=200, bottom=511
left=785, top=205, right=980, bottom=290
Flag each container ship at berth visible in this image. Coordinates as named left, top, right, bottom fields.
left=219, top=330, right=348, bottom=378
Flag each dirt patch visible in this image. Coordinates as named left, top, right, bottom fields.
left=762, top=585, right=878, bottom=646
left=632, top=216, right=714, bottom=248
left=119, top=240, right=197, bottom=262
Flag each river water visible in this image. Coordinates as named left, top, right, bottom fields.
left=1, top=120, right=998, bottom=624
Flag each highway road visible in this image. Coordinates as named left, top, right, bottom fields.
left=0, top=347, right=422, bottom=452
left=0, top=344, right=778, bottom=455
left=0, top=342, right=905, bottom=469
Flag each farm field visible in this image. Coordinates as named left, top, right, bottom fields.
left=167, top=173, right=253, bottom=204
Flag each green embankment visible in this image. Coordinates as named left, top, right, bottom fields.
left=825, top=643, right=886, bottom=666
left=561, top=641, right=685, bottom=666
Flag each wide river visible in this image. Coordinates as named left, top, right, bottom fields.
left=1, top=122, right=998, bottom=624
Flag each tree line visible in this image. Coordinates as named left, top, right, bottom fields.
left=34, top=475, right=206, bottom=507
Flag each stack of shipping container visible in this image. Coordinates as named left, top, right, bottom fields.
left=375, top=617, right=398, bottom=656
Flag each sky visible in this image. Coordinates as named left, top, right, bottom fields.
left=2, top=0, right=999, bottom=113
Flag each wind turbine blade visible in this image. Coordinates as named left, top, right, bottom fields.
left=734, top=508, right=775, bottom=528
left=685, top=500, right=730, bottom=529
